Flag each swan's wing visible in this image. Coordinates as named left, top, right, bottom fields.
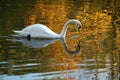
left=13, top=24, right=58, bottom=38
left=22, top=24, right=58, bottom=38
left=22, top=24, right=56, bottom=34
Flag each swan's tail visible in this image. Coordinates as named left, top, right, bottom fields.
left=13, top=30, right=28, bottom=37
left=13, top=30, right=22, bottom=34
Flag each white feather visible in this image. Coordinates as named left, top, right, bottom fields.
left=13, top=19, right=82, bottom=38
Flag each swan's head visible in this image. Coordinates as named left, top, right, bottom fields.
left=60, top=19, right=82, bottom=38
left=68, top=19, right=82, bottom=32
left=74, top=20, right=82, bottom=32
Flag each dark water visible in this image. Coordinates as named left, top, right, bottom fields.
left=0, top=0, right=120, bottom=80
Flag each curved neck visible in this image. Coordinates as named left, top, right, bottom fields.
left=59, top=19, right=80, bottom=38
left=59, top=21, right=69, bottom=37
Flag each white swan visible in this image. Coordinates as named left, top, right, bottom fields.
left=13, top=19, right=82, bottom=38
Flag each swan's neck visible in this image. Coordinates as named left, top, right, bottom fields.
left=59, top=19, right=79, bottom=38
left=59, top=21, right=69, bottom=37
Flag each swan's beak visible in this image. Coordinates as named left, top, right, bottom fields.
left=78, top=26, right=81, bottom=32
left=76, top=22, right=82, bottom=32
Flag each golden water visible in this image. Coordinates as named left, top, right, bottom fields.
left=0, top=0, right=120, bottom=80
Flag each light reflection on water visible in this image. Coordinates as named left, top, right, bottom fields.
left=0, top=54, right=119, bottom=80
left=0, top=0, right=120, bottom=80
left=0, top=35, right=119, bottom=80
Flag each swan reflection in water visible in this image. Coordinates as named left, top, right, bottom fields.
left=12, top=37, right=81, bottom=54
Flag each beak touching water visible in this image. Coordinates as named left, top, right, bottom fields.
left=78, top=27, right=80, bottom=32
left=76, top=21, right=82, bottom=32
left=78, top=24, right=82, bottom=32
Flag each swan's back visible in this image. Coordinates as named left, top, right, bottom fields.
left=22, top=24, right=53, bottom=33
left=15, top=24, right=58, bottom=38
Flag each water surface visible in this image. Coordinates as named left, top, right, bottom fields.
left=0, top=0, right=120, bottom=80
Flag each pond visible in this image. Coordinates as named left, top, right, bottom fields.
left=0, top=0, right=120, bottom=80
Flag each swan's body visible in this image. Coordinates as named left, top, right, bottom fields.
left=14, top=24, right=58, bottom=38
left=13, top=19, right=82, bottom=38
